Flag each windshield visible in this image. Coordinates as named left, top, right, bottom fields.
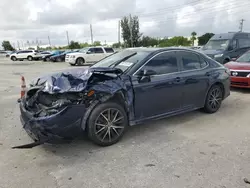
left=203, top=39, right=230, bottom=50
left=79, top=48, right=89, bottom=53
left=236, top=52, right=250, bottom=62
left=91, top=50, right=150, bottom=72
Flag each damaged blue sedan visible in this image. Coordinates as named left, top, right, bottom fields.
left=15, top=48, right=230, bottom=148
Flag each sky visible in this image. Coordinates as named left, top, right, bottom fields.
left=0, top=0, right=250, bottom=47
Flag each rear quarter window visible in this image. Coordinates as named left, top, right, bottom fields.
left=104, top=48, right=114, bottom=53
left=204, top=55, right=222, bottom=68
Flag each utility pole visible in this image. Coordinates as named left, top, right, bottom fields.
left=90, top=24, right=93, bottom=45
left=129, top=14, right=133, bottom=47
left=48, top=36, right=51, bottom=49
left=21, top=41, right=24, bottom=49
left=66, top=31, right=70, bottom=47
left=17, top=41, right=20, bottom=50
left=118, top=20, right=121, bottom=47
left=239, top=19, right=245, bottom=32
left=36, top=38, right=39, bottom=50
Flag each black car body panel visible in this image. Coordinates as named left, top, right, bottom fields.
left=16, top=48, right=230, bottom=147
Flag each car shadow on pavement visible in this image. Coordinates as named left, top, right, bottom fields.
left=42, top=110, right=202, bottom=158
left=231, top=87, right=250, bottom=94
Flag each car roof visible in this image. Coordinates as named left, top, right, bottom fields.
left=120, top=47, right=200, bottom=54
left=210, top=32, right=250, bottom=40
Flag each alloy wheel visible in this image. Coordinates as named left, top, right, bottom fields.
left=208, top=87, right=222, bottom=110
left=94, top=108, right=125, bottom=143
left=77, top=58, right=84, bottom=65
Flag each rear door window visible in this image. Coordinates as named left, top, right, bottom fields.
left=179, top=51, right=207, bottom=71
left=94, top=48, right=104, bottom=53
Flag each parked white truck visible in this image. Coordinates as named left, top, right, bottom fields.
left=65, top=46, right=115, bottom=66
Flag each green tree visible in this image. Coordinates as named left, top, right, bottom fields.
left=120, top=15, right=142, bottom=47
left=92, top=41, right=102, bottom=46
left=198, top=33, right=215, bottom=45
left=191, top=31, right=197, bottom=46
left=138, top=36, right=159, bottom=47
left=159, top=36, right=191, bottom=47
left=68, top=41, right=81, bottom=49
left=112, top=42, right=122, bottom=48
left=80, top=42, right=89, bottom=48
left=2, top=41, right=15, bottom=51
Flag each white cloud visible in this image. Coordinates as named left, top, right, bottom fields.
left=0, top=0, right=250, bottom=47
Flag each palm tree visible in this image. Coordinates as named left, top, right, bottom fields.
left=191, top=31, right=197, bottom=46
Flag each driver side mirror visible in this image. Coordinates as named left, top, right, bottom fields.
left=137, top=69, right=156, bottom=83
left=138, top=69, right=156, bottom=77
left=86, top=51, right=91, bottom=54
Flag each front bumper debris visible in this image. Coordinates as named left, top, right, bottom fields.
left=13, top=100, right=87, bottom=148
left=12, top=140, right=47, bottom=149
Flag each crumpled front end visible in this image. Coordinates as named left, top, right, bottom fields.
left=15, top=67, right=134, bottom=148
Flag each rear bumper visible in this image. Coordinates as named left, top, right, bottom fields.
left=19, top=100, right=87, bottom=144
left=230, top=76, right=250, bottom=88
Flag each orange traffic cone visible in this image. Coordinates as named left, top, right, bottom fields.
left=21, top=76, right=26, bottom=98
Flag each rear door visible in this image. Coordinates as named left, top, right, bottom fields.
left=93, top=47, right=106, bottom=61
left=177, top=51, right=210, bottom=108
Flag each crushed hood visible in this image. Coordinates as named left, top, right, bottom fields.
left=224, top=61, right=250, bottom=70
left=30, top=67, right=123, bottom=94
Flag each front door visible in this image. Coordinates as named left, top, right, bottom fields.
left=176, top=51, right=210, bottom=108
left=132, top=51, right=183, bottom=120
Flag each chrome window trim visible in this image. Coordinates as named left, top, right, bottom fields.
left=132, top=50, right=209, bottom=77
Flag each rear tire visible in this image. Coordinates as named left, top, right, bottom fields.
left=76, top=57, right=85, bottom=65
left=87, top=102, right=128, bottom=146
left=27, top=56, right=33, bottom=61
left=203, top=85, right=223, bottom=113
left=223, top=59, right=229, bottom=64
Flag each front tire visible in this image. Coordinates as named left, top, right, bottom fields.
left=203, top=85, right=223, bottom=113
left=76, top=57, right=85, bottom=65
left=87, top=102, right=128, bottom=146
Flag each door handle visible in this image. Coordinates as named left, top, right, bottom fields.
left=175, top=77, right=181, bottom=82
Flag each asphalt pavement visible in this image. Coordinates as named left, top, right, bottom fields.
left=1, top=58, right=250, bottom=188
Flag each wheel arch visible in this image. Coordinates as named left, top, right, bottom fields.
left=80, top=91, right=129, bottom=131
left=204, top=81, right=225, bottom=106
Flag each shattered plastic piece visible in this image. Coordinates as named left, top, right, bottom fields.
left=12, top=140, right=46, bottom=149
left=244, top=178, right=250, bottom=184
